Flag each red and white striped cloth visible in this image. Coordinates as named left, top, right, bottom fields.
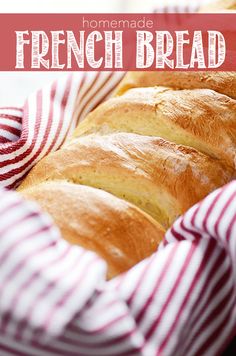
left=0, top=63, right=235, bottom=356
left=0, top=72, right=124, bottom=189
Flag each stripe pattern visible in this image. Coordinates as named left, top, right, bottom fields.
left=0, top=72, right=124, bottom=189
left=0, top=181, right=235, bottom=355
left=0, top=108, right=23, bottom=144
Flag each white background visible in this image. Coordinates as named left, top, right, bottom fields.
left=0, top=0, right=211, bottom=13
left=0, top=0, right=212, bottom=107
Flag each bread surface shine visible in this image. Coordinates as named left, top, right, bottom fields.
left=74, top=86, right=236, bottom=169
left=21, top=181, right=164, bottom=279
left=19, top=132, right=234, bottom=229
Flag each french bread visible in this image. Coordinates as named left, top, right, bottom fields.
left=114, top=71, right=236, bottom=99
left=74, top=86, right=236, bottom=169
left=21, top=181, right=164, bottom=279
left=18, top=132, right=234, bottom=229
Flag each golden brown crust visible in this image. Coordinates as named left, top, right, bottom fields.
left=21, top=181, right=164, bottom=279
left=114, top=72, right=236, bottom=99
left=18, top=133, right=234, bottom=229
left=74, top=87, right=236, bottom=169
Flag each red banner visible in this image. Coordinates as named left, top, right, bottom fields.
left=1, top=13, right=236, bottom=71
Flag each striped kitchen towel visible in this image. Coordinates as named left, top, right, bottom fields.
left=0, top=168, right=235, bottom=355
left=0, top=72, right=235, bottom=356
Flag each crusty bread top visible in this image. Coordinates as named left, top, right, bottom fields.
left=18, top=132, right=234, bottom=228
left=74, top=86, right=236, bottom=169
left=114, top=72, right=236, bottom=100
